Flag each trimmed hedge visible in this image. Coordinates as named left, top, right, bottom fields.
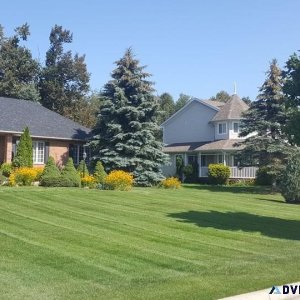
left=208, top=164, right=230, bottom=185
left=93, top=161, right=107, bottom=184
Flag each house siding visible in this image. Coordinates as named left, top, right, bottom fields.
left=163, top=101, right=216, bottom=144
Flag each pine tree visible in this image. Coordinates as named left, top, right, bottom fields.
left=239, top=59, right=289, bottom=183
left=91, top=48, right=168, bottom=186
left=13, top=127, right=33, bottom=167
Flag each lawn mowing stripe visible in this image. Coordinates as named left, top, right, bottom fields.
left=0, top=205, right=287, bottom=262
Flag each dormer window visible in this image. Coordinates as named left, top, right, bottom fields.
left=218, top=123, right=227, bottom=134
left=233, top=122, right=240, bottom=133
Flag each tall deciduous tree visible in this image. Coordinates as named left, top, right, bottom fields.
left=39, top=25, right=90, bottom=119
left=91, top=48, right=168, bottom=186
left=209, top=90, right=231, bottom=103
left=0, top=24, right=40, bottom=101
left=239, top=59, right=289, bottom=182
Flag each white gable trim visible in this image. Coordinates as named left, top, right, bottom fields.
left=161, top=98, right=220, bottom=127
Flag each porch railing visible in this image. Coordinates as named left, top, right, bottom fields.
left=200, top=166, right=257, bottom=178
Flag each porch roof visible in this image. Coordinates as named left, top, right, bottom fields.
left=163, top=139, right=245, bottom=153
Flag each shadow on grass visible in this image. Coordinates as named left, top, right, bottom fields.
left=183, top=184, right=274, bottom=195
left=168, top=210, right=300, bottom=240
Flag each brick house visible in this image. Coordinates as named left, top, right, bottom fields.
left=0, top=97, right=91, bottom=167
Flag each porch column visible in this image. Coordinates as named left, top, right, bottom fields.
left=184, top=153, right=188, bottom=165
left=223, top=152, right=227, bottom=166
left=4, top=135, right=13, bottom=163
left=198, top=152, right=202, bottom=177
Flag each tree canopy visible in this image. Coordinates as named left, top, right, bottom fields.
left=0, top=24, right=40, bottom=101
left=90, top=48, right=168, bottom=186
left=39, top=25, right=90, bottom=121
left=239, top=59, right=289, bottom=182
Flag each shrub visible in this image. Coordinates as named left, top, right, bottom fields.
left=81, top=175, right=97, bottom=188
left=280, top=151, right=300, bottom=204
left=208, top=164, right=230, bottom=185
left=176, top=155, right=184, bottom=179
left=104, top=170, right=133, bottom=191
left=77, top=160, right=89, bottom=177
left=1, top=163, right=13, bottom=177
left=228, top=178, right=255, bottom=186
left=33, top=167, right=44, bottom=181
left=93, top=161, right=107, bottom=184
left=183, top=162, right=199, bottom=183
left=160, top=177, right=181, bottom=189
left=40, top=157, right=61, bottom=186
left=255, top=166, right=275, bottom=186
left=11, top=167, right=37, bottom=186
left=13, top=127, right=33, bottom=167
left=61, top=158, right=81, bottom=187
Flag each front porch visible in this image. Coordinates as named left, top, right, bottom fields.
left=179, top=152, right=257, bottom=179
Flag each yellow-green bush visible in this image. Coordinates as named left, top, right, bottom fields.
left=33, top=166, right=44, bottom=181
left=160, top=177, right=181, bottom=189
left=81, top=175, right=97, bottom=188
left=9, top=167, right=38, bottom=186
left=208, top=164, right=230, bottom=185
left=104, top=170, right=133, bottom=191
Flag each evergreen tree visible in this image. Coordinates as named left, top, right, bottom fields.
left=13, top=127, right=33, bottom=167
left=174, top=93, right=191, bottom=112
left=91, top=48, right=168, bottom=186
left=77, top=160, right=89, bottom=177
left=0, top=24, right=40, bottom=101
left=239, top=59, right=289, bottom=183
left=61, top=158, right=81, bottom=187
left=280, top=149, right=300, bottom=203
left=93, top=160, right=107, bottom=184
left=157, top=92, right=175, bottom=124
left=40, top=156, right=61, bottom=186
left=283, top=51, right=300, bottom=145
left=39, top=25, right=90, bottom=119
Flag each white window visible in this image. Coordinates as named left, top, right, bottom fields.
left=218, top=123, right=227, bottom=134
left=32, top=141, right=45, bottom=164
left=233, top=122, right=239, bottom=133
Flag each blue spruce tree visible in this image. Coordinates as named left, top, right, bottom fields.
left=91, top=48, right=168, bottom=186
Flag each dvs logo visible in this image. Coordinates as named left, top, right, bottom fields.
left=269, top=285, right=300, bottom=295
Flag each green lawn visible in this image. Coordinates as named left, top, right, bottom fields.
left=0, top=185, right=299, bottom=300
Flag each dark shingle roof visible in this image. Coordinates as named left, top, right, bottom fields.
left=0, top=97, right=91, bottom=140
left=163, top=139, right=244, bottom=153
left=211, top=94, right=249, bottom=122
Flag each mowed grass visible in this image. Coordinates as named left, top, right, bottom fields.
left=0, top=185, right=300, bottom=300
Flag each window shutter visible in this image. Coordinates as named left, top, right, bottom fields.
left=44, top=142, right=50, bottom=163
left=12, top=137, right=18, bottom=160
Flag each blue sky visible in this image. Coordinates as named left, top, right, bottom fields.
left=2, top=0, right=300, bottom=101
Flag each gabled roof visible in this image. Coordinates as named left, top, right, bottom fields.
left=0, top=97, right=91, bottom=141
left=163, top=139, right=244, bottom=153
left=211, top=94, right=249, bottom=122
left=161, top=98, right=224, bottom=126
